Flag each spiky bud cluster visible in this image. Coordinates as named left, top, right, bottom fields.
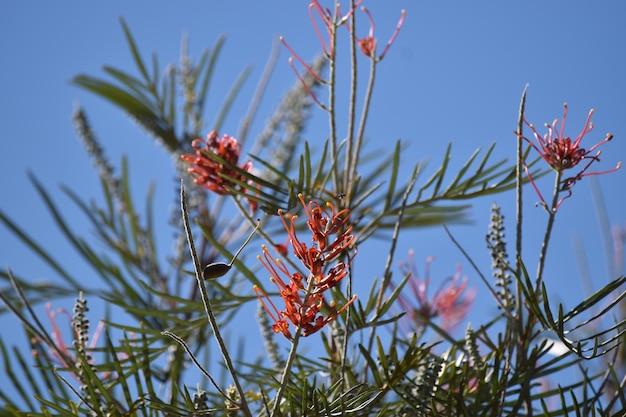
left=397, top=356, right=443, bottom=416
left=486, top=203, right=515, bottom=310
left=464, top=323, right=484, bottom=371
left=72, top=291, right=91, bottom=362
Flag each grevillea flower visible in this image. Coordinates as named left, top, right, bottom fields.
left=519, top=104, right=621, bottom=210
left=180, top=131, right=253, bottom=196
left=394, top=250, right=475, bottom=331
left=350, top=7, right=406, bottom=60
left=280, top=194, right=355, bottom=282
left=255, top=246, right=355, bottom=340
left=255, top=195, right=357, bottom=340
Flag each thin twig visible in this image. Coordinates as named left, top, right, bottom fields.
left=53, top=369, right=101, bottom=416
left=179, top=182, right=252, bottom=417
left=444, top=225, right=514, bottom=319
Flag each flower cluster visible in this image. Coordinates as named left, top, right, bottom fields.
left=255, top=194, right=357, bottom=340
left=520, top=104, right=620, bottom=211
left=394, top=250, right=475, bottom=331
left=180, top=130, right=253, bottom=195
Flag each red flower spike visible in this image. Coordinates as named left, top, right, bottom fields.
left=257, top=246, right=351, bottom=340
left=180, top=131, right=253, bottom=195
left=278, top=196, right=355, bottom=278
left=256, top=196, right=357, bottom=340
left=519, top=104, right=621, bottom=210
left=297, top=194, right=353, bottom=254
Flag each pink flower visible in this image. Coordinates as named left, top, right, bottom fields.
left=394, top=251, right=475, bottom=331
left=519, top=104, right=621, bottom=210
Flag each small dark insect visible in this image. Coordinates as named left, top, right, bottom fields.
left=202, top=219, right=260, bottom=279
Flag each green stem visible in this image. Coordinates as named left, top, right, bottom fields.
left=271, top=275, right=316, bottom=416
left=348, top=55, right=376, bottom=205
left=340, top=0, right=358, bottom=393
left=515, top=85, right=527, bottom=309
left=271, top=329, right=302, bottom=417
left=535, top=169, right=562, bottom=293
left=328, top=15, right=339, bottom=192
left=343, top=0, right=358, bottom=206
left=513, top=86, right=527, bottom=377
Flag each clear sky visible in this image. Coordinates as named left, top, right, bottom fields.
left=1, top=1, right=625, bottom=403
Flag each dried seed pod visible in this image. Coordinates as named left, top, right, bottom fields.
left=202, top=219, right=260, bottom=279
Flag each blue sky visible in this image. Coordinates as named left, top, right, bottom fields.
left=1, top=1, right=626, bottom=402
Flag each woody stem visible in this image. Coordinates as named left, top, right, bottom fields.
left=271, top=329, right=302, bottom=417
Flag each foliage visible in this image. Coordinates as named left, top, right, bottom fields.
left=1, top=4, right=625, bottom=417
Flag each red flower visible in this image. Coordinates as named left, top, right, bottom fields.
left=255, top=245, right=356, bottom=340
left=394, top=251, right=475, bottom=331
left=280, top=194, right=355, bottom=284
left=349, top=7, right=406, bottom=60
left=520, top=104, right=621, bottom=210
left=255, top=195, right=357, bottom=340
left=180, top=131, right=253, bottom=195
